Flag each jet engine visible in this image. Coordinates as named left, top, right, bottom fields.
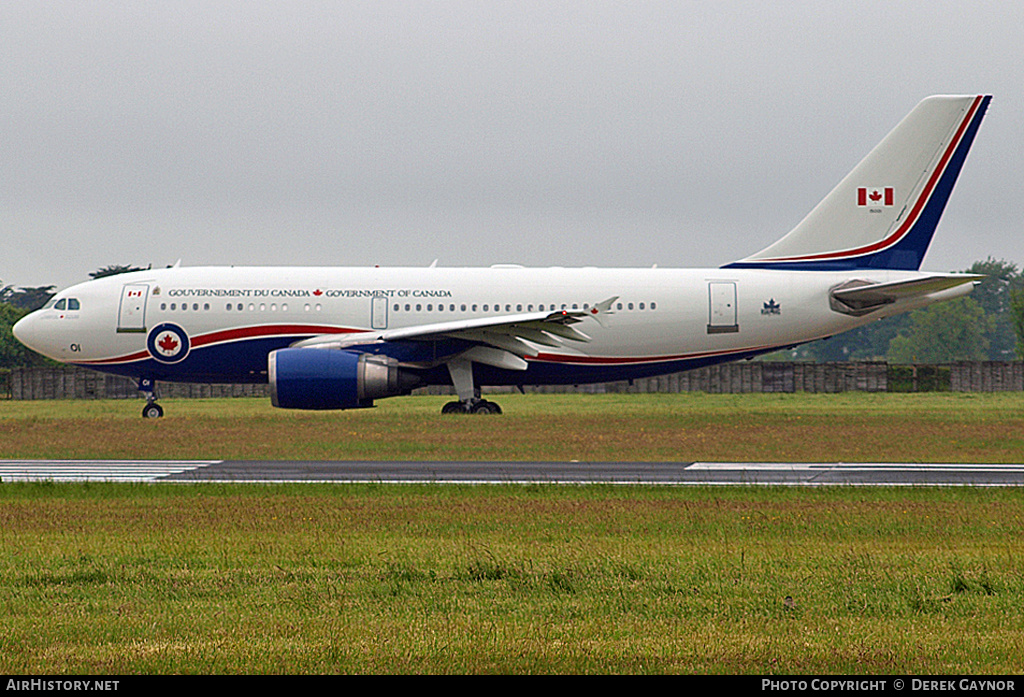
left=268, top=348, right=417, bottom=410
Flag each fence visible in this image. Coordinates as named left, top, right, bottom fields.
left=5, top=361, right=1021, bottom=400
left=950, top=361, right=1024, bottom=392
left=7, top=367, right=268, bottom=400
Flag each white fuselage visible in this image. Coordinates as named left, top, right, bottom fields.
left=13, top=264, right=966, bottom=388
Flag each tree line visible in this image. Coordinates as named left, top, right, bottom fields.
left=2, top=261, right=1023, bottom=371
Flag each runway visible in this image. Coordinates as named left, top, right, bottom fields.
left=2, top=459, right=1024, bottom=486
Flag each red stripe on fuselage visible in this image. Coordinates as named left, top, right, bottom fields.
left=189, top=324, right=359, bottom=349
left=76, top=324, right=361, bottom=365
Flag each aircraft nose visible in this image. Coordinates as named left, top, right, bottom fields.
left=12, top=312, right=34, bottom=348
left=12, top=311, right=49, bottom=358
left=12, top=313, right=32, bottom=345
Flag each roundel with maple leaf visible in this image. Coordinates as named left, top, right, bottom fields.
left=147, top=323, right=191, bottom=364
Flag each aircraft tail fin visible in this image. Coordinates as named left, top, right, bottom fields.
left=726, top=95, right=990, bottom=271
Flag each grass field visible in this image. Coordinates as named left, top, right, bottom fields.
left=1, top=391, right=1023, bottom=462
left=1, top=393, right=1023, bottom=674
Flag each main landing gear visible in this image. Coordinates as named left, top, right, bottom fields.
left=138, top=377, right=164, bottom=418
left=442, top=357, right=503, bottom=415
left=441, top=398, right=502, bottom=415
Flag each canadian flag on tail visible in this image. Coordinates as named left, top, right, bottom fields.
left=857, top=187, right=894, bottom=207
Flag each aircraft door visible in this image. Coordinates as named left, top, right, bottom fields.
left=371, top=295, right=388, bottom=330
left=117, top=284, right=149, bottom=333
left=707, top=281, right=739, bottom=334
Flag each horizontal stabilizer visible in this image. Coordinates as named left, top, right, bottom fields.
left=829, top=273, right=982, bottom=316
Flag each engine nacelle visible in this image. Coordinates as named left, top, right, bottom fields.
left=268, top=348, right=414, bottom=410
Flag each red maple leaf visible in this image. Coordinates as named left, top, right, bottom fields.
left=869, top=189, right=882, bottom=202
left=313, top=289, right=323, bottom=296
left=158, top=334, right=179, bottom=353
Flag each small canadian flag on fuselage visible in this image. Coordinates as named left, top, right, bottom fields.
left=857, top=187, right=894, bottom=207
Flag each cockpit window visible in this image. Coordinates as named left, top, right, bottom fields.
left=51, top=298, right=80, bottom=311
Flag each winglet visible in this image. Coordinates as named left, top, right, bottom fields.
left=587, top=296, right=618, bottom=328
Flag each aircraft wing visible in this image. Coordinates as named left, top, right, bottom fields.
left=289, top=296, right=618, bottom=370
left=830, top=274, right=983, bottom=316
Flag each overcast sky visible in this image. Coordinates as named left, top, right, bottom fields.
left=3, top=1, right=1021, bottom=290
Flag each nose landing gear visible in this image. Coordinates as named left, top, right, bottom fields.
left=138, top=377, right=164, bottom=418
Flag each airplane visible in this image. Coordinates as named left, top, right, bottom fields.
left=13, top=94, right=991, bottom=418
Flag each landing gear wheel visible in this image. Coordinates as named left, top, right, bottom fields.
left=441, top=399, right=502, bottom=415
left=472, top=400, right=502, bottom=415
left=142, top=402, right=164, bottom=419
left=442, top=359, right=501, bottom=414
